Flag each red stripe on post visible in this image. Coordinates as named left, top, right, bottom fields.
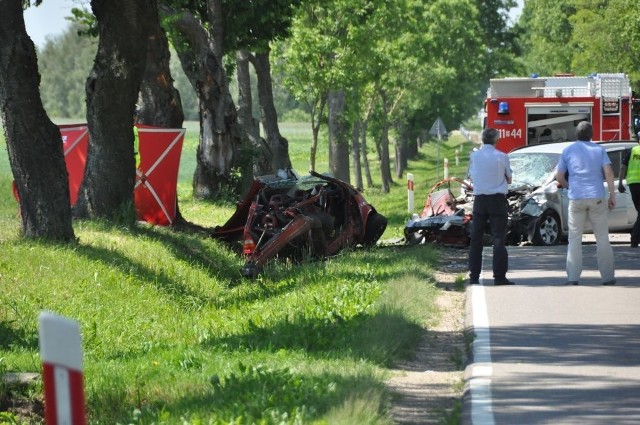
left=68, top=369, right=86, bottom=425
left=42, top=364, right=58, bottom=425
left=39, top=312, right=86, bottom=425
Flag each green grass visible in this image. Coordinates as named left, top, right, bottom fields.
left=0, top=122, right=472, bottom=424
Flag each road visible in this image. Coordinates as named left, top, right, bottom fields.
left=462, top=234, right=640, bottom=424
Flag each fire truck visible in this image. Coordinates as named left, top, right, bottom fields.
left=482, top=73, right=640, bottom=152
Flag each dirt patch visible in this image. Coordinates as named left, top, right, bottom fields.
left=386, top=247, right=468, bottom=424
left=0, top=373, right=44, bottom=423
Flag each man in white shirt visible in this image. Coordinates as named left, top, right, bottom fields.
left=468, top=128, right=514, bottom=285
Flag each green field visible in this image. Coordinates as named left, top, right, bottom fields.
left=0, top=122, right=472, bottom=424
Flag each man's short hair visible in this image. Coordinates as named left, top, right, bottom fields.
left=481, top=128, right=500, bottom=145
left=575, top=121, right=593, bottom=141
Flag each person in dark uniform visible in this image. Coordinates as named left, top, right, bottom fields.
left=468, top=128, right=514, bottom=285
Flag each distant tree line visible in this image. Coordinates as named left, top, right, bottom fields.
left=38, top=23, right=304, bottom=123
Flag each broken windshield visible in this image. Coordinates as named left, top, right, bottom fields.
left=508, top=152, right=560, bottom=188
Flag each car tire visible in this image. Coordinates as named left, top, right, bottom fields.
left=404, top=229, right=425, bottom=245
left=531, top=210, right=561, bottom=246
left=363, top=212, right=388, bottom=247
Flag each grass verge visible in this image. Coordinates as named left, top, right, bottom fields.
left=0, top=123, right=474, bottom=424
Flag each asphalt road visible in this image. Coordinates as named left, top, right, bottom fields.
left=463, top=234, right=640, bottom=425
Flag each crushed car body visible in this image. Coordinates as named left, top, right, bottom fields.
left=404, top=177, right=474, bottom=247
left=406, top=141, right=638, bottom=248
left=212, top=169, right=387, bottom=278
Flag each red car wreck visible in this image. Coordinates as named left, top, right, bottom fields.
left=212, top=169, right=387, bottom=278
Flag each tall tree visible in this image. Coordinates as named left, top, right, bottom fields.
left=516, top=0, right=576, bottom=75
left=0, top=0, right=74, bottom=240
left=252, top=49, right=292, bottom=173
left=137, top=0, right=184, bottom=128
left=38, top=23, right=98, bottom=119
left=236, top=49, right=271, bottom=175
left=570, top=0, right=640, bottom=89
left=162, top=1, right=251, bottom=199
left=74, top=0, right=154, bottom=220
left=328, top=89, right=349, bottom=182
left=227, top=0, right=300, bottom=175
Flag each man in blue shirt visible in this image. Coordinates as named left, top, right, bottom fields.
left=468, top=128, right=514, bottom=285
left=555, top=121, right=616, bottom=285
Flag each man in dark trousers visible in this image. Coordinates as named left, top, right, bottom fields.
left=618, top=132, right=640, bottom=248
left=468, top=128, right=514, bottom=285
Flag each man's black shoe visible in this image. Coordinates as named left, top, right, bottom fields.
left=469, top=278, right=480, bottom=285
left=494, top=279, right=515, bottom=286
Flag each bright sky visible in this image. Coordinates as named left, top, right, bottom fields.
left=24, top=0, right=525, bottom=49
left=24, top=0, right=75, bottom=48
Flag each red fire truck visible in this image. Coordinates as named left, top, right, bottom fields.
left=482, top=73, right=640, bottom=152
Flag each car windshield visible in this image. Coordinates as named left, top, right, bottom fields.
left=508, top=152, right=560, bottom=188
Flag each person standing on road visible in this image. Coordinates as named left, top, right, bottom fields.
left=617, top=132, right=640, bottom=248
left=468, top=128, right=514, bottom=286
left=555, top=121, right=616, bottom=285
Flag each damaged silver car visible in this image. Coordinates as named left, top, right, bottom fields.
left=504, top=141, right=637, bottom=246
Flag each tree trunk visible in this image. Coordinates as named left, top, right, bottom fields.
left=377, top=91, right=392, bottom=193
left=0, top=0, right=74, bottom=241
left=75, top=0, right=153, bottom=220
left=236, top=49, right=270, bottom=176
left=361, top=118, right=374, bottom=188
left=252, top=50, right=291, bottom=172
left=163, top=3, right=251, bottom=199
left=328, top=89, right=349, bottom=183
left=137, top=0, right=184, bottom=128
left=352, top=119, right=362, bottom=189
left=136, top=0, right=201, bottom=230
left=394, top=137, right=403, bottom=179
left=309, top=94, right=326, bottom=173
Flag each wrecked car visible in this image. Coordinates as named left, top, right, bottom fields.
left=404, top=177, right=474, bottom=247
left=405, top=141, right=638, bottom=247
left=212, top=169, right=387, bottom=278
left=503, top=141, right=637, bottom=246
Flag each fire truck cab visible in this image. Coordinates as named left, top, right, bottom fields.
left=483, top=73, right=639, bottom=153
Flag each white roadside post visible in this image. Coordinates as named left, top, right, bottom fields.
left=444, top=158, right=449, bottom=179
left=455, top=149, right=459, bottom=166
left=39, top=311, right=86, bottom=425
left=407, top=173, right=414, bottom=212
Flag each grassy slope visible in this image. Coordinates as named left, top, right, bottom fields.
left=0, top=122, right=472, bottom=424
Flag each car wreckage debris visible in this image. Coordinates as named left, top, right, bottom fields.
left=212, top=169, right=387, bottom=278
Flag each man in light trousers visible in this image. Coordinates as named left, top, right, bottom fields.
left=555, top=121, right=616, bottom=285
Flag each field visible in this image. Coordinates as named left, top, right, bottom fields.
left=0, top=121, right=473, bottom=424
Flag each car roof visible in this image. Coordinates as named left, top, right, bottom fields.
left=509, top=140, right=637, bottom=155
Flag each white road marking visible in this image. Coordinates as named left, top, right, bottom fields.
left=470, top=280, right=496, bottom=425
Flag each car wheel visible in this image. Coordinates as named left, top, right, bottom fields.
left=363, top=212, right=388, bottom=247
left=531, top=210, right=561, bottom=246
left=404, top=229, right=425, bottom=245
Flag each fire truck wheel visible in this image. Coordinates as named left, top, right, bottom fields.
left=531, top=210, right=560, bottom=246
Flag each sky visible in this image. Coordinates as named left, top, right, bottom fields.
left=24, top=0, right=75, bottom=48
left=24, top=0, right=525, bottom=49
